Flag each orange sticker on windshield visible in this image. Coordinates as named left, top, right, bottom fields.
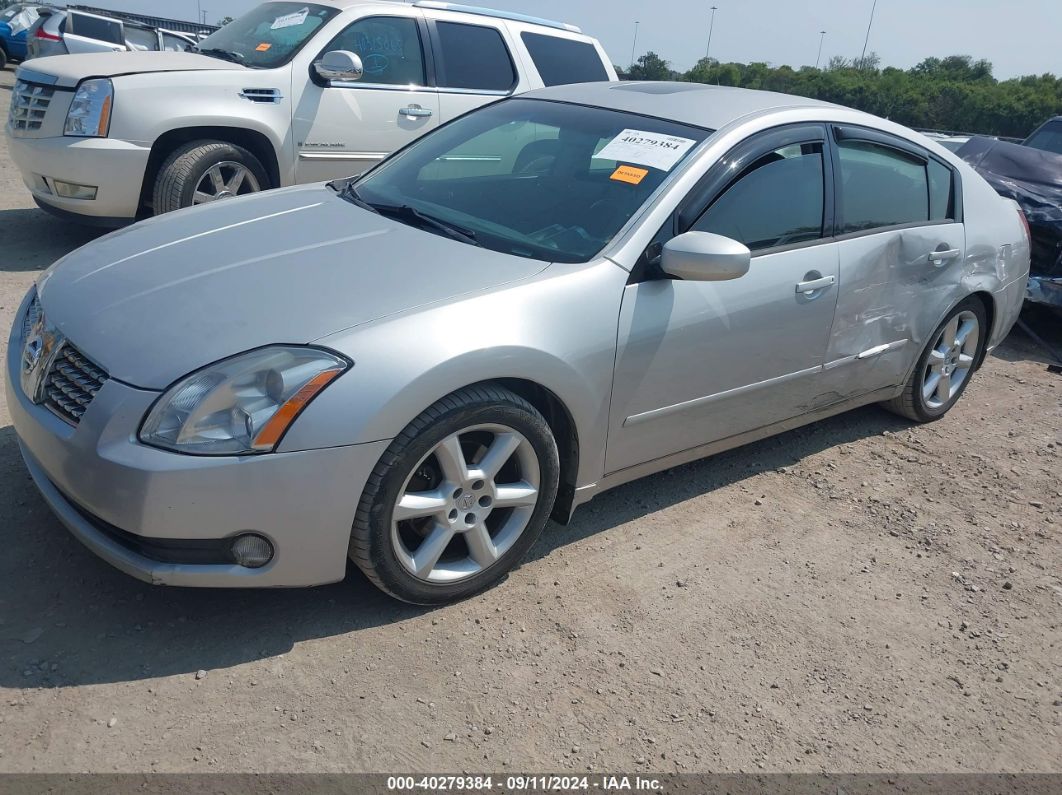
left=256, top=42, right=272, bottom=51
left=611, top=165, right=649, bottom=185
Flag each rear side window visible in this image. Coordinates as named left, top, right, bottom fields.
left=68, top=12, right=123, bottom=45
left=435, top=22, right=515, bottom=91
left=521, top=32, right=608, bottom=87
left=928, top=159, right=954, bottom=221
left=692, top=143, right=826, bottom=251
left=837, top=141, right=929, bottom=233
left=1024, top=120, right=1062, bottom=155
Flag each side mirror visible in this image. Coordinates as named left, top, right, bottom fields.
left=313, top=50, right=364, bottom=82
left=660, top=231, right=751, bottom=282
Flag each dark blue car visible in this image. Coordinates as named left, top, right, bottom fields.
left=0, top=3, right=38, bottom=69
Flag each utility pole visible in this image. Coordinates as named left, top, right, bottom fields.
left=705, top=5, right=718, bottom=61
left=196, top=0, right=202, bottom=25
left=860, top=0, right=878, bottom=67
left=629, top=20, right=639, bottom=70
left=815, top=30, right=826, bottom=69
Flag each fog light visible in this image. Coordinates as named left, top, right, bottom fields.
left=230, top=533, right=274, bottom=568
left=51, top=180, right=98, bottom=200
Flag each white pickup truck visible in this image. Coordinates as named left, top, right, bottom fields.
left=6, top=0, right=615, bottom=225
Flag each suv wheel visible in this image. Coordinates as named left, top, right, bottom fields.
left=350, top=385, right=560, bottom=605
left=883, top=296, right=987, bottom=422
left=152, top=140, right=269, bottom=215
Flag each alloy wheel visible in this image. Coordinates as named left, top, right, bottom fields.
left=192, top=161, right=260, bottom=204
left=922, top=310, right=979, bottom=410
left=390, top=424, right=541, bottom=583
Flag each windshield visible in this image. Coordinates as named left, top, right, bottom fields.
left=351, top=99, right=710, bottom=263
left=1024, top=120, right=1062, bottom=155
left=194, top=2, right=337, bottom=68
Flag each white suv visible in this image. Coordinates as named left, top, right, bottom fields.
left=5, top=0, right=615, bottom=224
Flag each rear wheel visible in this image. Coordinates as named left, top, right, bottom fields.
left=350, top=385, right=560, bottom=605
left=0, top=46, right=8, bottom=71
left=152, top=140, right=269, bottom=216
left=883, top=297, right=987, bottom=422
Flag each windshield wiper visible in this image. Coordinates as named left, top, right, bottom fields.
left=335, top=182, right=380, bottom=214
left=374, top=203, right=480, bottom=247
left=193, top=47, right=244, bottom=64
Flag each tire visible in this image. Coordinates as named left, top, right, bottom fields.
left=0, top=46, right=8, bottom=71
left=152, top=140, right=269, bottom=215
left=350, top=385, right=560, bottom=605
left=883, top=296, right=988, bottom=423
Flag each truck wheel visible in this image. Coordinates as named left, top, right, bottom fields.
left=152, top=140, right=269, bottom=215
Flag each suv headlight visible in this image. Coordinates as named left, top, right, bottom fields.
left=139, top=346, right=350, bottom=456
left=64, top=78, right=113, bottom=137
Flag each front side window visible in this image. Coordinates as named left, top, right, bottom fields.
left=351, top=99, right=710, bottom=263
left=435, top=22, right=515, bottom=91
left=1023, top=120, right=1062, bottom=155
left=693, top=143, right=825, bottom=251
left=521, top=32, right=609, bottom=87
left=193, top=2, right=337, bottom=69
left=322, top=16, right=425, bottom=86
left=837, top=140, right=929, bottom=233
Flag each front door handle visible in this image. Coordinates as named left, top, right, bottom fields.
left=400, top=105, right=433, bottom=118
left=928, top=247, right=962, bottom=266
left=795, top=274, right=836, bottom=295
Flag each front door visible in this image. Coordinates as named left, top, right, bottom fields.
left=292, top=14, right=439, bottom=184
left=606, top=129, right=840, bottom=474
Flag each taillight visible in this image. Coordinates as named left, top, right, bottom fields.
left=35, top=27, right=62, bottom=42
left=1016, top=206, right=1031, bottom=243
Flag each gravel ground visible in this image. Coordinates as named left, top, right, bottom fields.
left=0, top=66, right=1059, bottom=775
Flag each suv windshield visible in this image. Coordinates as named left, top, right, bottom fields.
left=193, top=2, right=337, bottom=68
left=1024, top=120, right=1062, bottom=156
left=350, top=99, right=710, bottom=263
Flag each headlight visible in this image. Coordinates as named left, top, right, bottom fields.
left=139, top=346, right=350, bottom=456
left=64, top=78, right=113, bottom=137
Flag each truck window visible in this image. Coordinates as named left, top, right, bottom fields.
left=434, top=22, right=515, bottom=92
left=520, top=32, right=609, bottom=87
left=322, top=16, right=426, bottom=86
left=1024, top=120, right=1062, bottom=156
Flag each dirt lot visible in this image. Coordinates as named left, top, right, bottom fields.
left=0, top=66, right=1059, bottom=775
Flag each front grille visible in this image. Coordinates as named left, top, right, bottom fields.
left=42, top=344, right=109, bottom=425
left=9, top=80, right=55, bottom=132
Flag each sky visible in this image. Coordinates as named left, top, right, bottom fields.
left=98, top=0, right=1061, bottom=80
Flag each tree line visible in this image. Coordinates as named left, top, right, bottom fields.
left=619, top=53, right=1062, bottom=138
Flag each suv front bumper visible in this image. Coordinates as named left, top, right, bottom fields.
left=6, top=130, right=150, bottom=222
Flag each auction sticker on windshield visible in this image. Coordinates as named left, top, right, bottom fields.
left=594, top=129, right=697, bottom=171
left=271, top=7, right=309, bottom=29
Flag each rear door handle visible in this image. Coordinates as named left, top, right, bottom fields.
left=795, top=275, right=836, bottom=295
left=928, top=248, right=961, bottom=265
left=400, top=105, right=433, bottom=118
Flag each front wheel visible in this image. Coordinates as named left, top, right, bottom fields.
left=883, top=296, right=987, bottom=422
left=350, top=385, right=560, bottom=605
left=152, top=140, right=269, bottom=215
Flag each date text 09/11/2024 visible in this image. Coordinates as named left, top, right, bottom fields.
left=385, top=775, right=664, bottom=792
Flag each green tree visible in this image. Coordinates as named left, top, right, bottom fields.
left=628, top=52, right=674, bottom=82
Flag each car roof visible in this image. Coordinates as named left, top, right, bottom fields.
left=523, top=81, right=840, bottom=131
left=303, top=0, right=579, bottom=30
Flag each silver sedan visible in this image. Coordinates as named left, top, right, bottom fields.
left=8, top=82, right=1030, bottom=604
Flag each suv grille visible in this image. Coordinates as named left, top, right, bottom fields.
left=43, top=345, right=109, bottom=425
left=9, top=80, right=55, bottom=132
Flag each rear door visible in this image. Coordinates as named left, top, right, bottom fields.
left=292, top=12, right=439, bottom=183
left=420, top=13, right=522, bottom=123
left=64, top=11, right=126, bottom=53
left=821, top=126, right=966, bottom=399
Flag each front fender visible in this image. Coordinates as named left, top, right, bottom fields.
left=279, top=261, right=627, bottom=489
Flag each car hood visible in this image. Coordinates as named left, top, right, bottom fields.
left=19, top=52, right=242, bottom=88
left=37, top=185, right=549, bottom=389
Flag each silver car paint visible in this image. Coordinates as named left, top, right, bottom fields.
left=9, top=83, right=1030, bottom=587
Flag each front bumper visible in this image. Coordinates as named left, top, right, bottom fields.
left=6, top=303, right=389, bottom=587
left=5, top=129, right=150, bottom=221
